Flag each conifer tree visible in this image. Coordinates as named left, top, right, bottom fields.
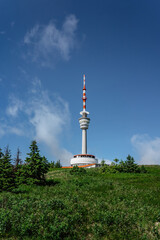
left=13, top=148, right=25, bottom=186
left=124, top=155, right=140, bottom=173
left=24, top=140, right=49, bottom=184
left=0, top=148, right=3, bottom=159
left=55, top=160, right=62, bottom=168
left=0, top=146, right=15, bottom=191
left=14, top=147, right=22, bottom=169
left=49, top=161, right=55, bottom=169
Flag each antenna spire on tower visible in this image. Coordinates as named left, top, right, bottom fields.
left=80, top=74, right=89, bottom=116
left=82, top=74, right=87, bottom=112
left=83, top=74, right=86, bottom=90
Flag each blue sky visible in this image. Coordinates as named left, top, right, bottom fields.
left=0, top=0, right=160, bottom=165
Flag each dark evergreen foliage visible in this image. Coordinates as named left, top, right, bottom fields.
left=100, top=155, right=147, bottom=174
left=49, top=160, right=55, bottom=169
left=14, top=147, right=22, bottom=169
left=23, top=140, right=49, bottom=184
left=0, top=146, right=15, bottom=191
left=54, top=160, right=62, bottom=168
left=48, top=160, right=62, bottom=170
left=113, top=158, right=119, bottom=164
left=140, top=165, right=148, bottom=173
left=0, top=141, right=49, bottom=189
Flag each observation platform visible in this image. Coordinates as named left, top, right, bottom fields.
left=70, top=154, right=98, bottom=167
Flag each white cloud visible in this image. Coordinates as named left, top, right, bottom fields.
left=131, top=134, right=160, bottom=165
left=24, top=25, right=39, bottom=44
left=6, top=97, right=23, bottom=117
left=24, top=15, right=78, bottom=67
left=9, top=127, right=23, bottom=136
left=4, top=79, right=72, bottom=165
left=0, top=125, right=23, bottom=138
left=28, top=91, right=72, bottom=165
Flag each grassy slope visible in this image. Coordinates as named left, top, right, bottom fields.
left=0, top=166, right=160, bottom=240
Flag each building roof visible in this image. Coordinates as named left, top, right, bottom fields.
left=62, top=163, right=96, bottom=169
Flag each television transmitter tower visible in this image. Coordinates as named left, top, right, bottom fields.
left=70, top=75, right=98, bottom=167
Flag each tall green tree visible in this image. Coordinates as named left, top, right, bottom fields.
left=0, top=146, right=15, bottom=191
left=24, top=140, right=49, bottom=184
left=55, top=160, right=62, bottom=168
left=13, top=148, right=25, bottom=186
left=49, top=161, right=55, bottom=169
left=14, top=147, right=22, bottom=169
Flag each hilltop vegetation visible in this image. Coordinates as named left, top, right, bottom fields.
left=100, top=155, right=147, bottom=174
left=0, top=141, right=49, bottom=191
left=0, top=138, right=147, bottom=192
left=0, top=141, right=62, bottom=191
left=0, top=165, right=160, bottom=239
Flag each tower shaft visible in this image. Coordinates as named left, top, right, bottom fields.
left=82, top=129, right=87, bottom=154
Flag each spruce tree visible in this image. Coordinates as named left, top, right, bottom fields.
left=14, top=147, right=22, bottom=169
left=55, top=160, right=62, bottom=168
left=124, top=155, right=140, bottom=173
left=24, top=140, right=49, bottom=184
left=0, top=146, right=15, bottom=191
left=13, top=148, right=25, bottom=186
left=49, top=161, right=55, bottom=169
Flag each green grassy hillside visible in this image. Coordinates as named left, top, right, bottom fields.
left=0, top=166, right=160, bottom=239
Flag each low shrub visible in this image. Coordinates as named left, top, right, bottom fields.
left=99, top=165, right=119, bottom=174
left=70, top=166, right=86, bottom=175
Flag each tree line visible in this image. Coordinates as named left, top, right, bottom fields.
left=100, top=155, right=147, bottom=173
left=0, top=140, right=61, bottom=191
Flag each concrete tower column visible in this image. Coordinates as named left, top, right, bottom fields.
left=79, top=117, right=90, bottom=154
left=82, top=129, right=87, bottom=154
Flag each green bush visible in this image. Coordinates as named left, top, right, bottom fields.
left=99, top=165, right=118, bottom=174
left=48, top=160, right=62, bottom=170
left=140, top=165, right=148, bottom=173
left=70, top=166, right=86, bottom=175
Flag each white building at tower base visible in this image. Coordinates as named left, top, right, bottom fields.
left=70, top=154, right=98, bottom=168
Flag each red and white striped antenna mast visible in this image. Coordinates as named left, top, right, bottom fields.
left=80, top=74, right=89, bottom=116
